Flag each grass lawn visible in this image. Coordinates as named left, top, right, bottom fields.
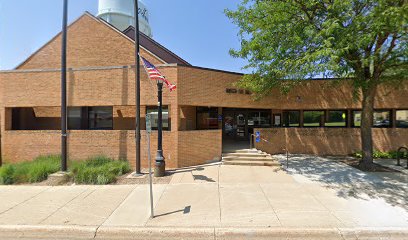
left=0, top=155, right=131, bottom=185
left=0, top=155, right=60, bottom=185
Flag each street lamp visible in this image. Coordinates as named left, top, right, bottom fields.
left=154, top=78, right=165, bottom=177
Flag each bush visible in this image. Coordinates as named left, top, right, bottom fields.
left=70, top=156, right=130, bottom=185
left=0, top=155, right=60, bottom=185
left=0, top=165, right=15, bottom=185
left=353, top=150, right=408, bottom=159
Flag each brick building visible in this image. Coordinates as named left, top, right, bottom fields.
left=0, top=12, right=407, bottom=169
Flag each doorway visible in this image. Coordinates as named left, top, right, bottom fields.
left=222, top=108, right=271, bottom=152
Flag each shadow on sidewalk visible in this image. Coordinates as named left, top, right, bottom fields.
left=276, top=154, right=408, bottom=211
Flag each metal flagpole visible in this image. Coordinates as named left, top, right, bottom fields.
left=134, top=0, right=142, bottom=175
left=61, top=0, right=68, bottom=172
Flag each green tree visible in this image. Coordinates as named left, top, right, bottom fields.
left=226, top=0, right=407, bottom=169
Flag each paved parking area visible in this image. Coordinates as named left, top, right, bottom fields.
left=0, top=156, right=407, bottom=239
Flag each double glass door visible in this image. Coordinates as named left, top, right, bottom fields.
left=223, top=109, right=272, bottom=141
left=223, top=110, right=247, bottom=141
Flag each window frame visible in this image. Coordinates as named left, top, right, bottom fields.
left=196, top=107, right=219, bottom=130
left=395, top=109, right=408, bottom=128
left=146, top=106, right=171, bottom=131
left=302, top=110, right=325, bottom=128
left=372, top=109, right=392, bottom=128
left=282, top=110, right=301, bottom=128
left=324, top=110, right=348, bottom=128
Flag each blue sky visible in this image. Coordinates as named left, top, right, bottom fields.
left=0, top=0, right=249, bottom=73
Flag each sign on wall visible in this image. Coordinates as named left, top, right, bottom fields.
left=255, top=131, right=261, bottom=143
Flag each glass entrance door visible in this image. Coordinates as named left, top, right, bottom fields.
left=223, top=110, right=248, bottom=141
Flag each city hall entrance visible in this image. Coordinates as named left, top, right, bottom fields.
left=222, top=108, right=271, bottom=152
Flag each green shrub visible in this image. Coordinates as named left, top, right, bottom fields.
left=353, top=150, right=408, bottom=159
left=0, top=155, right=60, bottom=185
left=70, top=156, right=130, bottom=185
left=0, top=164, right=15, bottom=185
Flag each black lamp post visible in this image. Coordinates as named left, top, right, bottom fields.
left=154, top=79, right=165, bottom=177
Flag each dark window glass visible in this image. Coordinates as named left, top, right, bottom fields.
left=68, top=107, right=84, bottom=130
left=248, top=111, right=271, bottom=127
left=197, top=107, right=218, bottom=130
left=303, top=111, right=324, bottom=127
left=88, top=107, right=113, bottom=130
left=282, top=111, right=300, bottom=127
left=396, top=110, right=408, bottom=128
left=325, top=110, right=347, bottom=127
left=352, top=111, right=361, bottom=127
left=146, top=106, right=170, bottom=130
left=68, top=106, right=113, bottom=130
left=373, top=110, right=391, bottom=128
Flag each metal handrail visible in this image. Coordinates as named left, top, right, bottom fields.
left=396, top=146, right=408, bottom=169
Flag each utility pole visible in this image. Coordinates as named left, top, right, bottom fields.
left=60, top=0, right=68, bottom=172
left=134, top=0, right=142, bottom=175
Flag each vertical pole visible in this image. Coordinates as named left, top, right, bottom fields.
left=61, top=0, right=68, bottom=172
left=154, top=82, right=165, bottom=177
left=147, top=126, right=154, bottom=218
left=134, top=0, right=142, bottom=174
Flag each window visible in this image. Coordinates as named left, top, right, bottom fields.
left=282, top=111, right=300, bottom=127
left=396, top=110, right=408, bottom=128
left=373, top=110, right=391, bottom=128
left=68, top=107, right=85, bottom=130
left=352, top=111, right=361, bottom=127
left=88, top=107, right=113, bottom=130
left=352, top=110, right=392, bottom=128
left=197, top=107, right=218, bottom=130
left=247, top=111, right=271, bottom=127
left=303, top=111, right=324, bottom=127
left=146, top=106, right=170, bottom=130
left=68, top=106, right=113, bottom=130
left=325, top=110, right=347, bottom=127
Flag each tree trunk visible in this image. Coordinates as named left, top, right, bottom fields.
left=359, top=84, right=377, bottom=170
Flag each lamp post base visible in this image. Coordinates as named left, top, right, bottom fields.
left=154, top=161, right=166, bottom=177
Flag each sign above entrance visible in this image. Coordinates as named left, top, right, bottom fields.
left=226, top=88, right=251, bottom=95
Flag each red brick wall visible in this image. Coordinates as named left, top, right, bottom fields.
left=1, top=130, right=178, bottom=169
left=177, top=130, right=222, bottom=167
left=17, top=14, right=164, bottom=70
left=255, top=128, right=408, bottom=155
left=177, top=66, right=408, bottom=110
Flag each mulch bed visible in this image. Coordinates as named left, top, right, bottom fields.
left=339, top=159, right=401, bottom=173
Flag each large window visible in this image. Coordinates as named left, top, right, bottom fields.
left=396, top=110, right=408, bottom=128
left=197, top=107, right=218, bottom=130
left=68, top=106, right=113, bottom=130
left=325, top=110, right=347, bottom=127
left=247, top=111, right=271, bottom=127
left=146, top=106, right=170, bottom=130
left=373, top=110, right=391, bottom=128
left=303, top=111, right=324, bottom=127
left=282, top=111, right=300, bottom=127
left=352, top=110, right=391, bottom=128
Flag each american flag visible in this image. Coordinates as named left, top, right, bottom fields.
left=141, top=56, right=177, bottom=92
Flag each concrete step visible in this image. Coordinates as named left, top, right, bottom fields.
left=223, top=160, right=281, bottom=167
left=222, top=152, right=270, bottom=158
left=232, top=149, right=261, bottom=154
left=222, top=156, right=276, bottom=162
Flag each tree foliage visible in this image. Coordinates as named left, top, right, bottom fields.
left=226, top=0, right=407, bottom=167
left=226, top=0, right=407, bottom=95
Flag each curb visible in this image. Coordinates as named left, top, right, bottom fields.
left=0, top=225, right=407, bottom=240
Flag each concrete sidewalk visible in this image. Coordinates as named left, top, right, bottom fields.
left=0, top=159, right=407, bottom=239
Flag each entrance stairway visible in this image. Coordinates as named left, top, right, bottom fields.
left=222, top=149, right=280, bottom=167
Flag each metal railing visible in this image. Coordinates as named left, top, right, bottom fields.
left=396, top=146, right=408, bottom=169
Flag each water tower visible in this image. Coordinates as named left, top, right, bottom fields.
left=97, top=0, right=153, bottom=37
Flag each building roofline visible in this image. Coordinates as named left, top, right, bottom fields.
left=123, top=26, right=191, bottom=66
left=12, top=12, right=168, bottom=70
